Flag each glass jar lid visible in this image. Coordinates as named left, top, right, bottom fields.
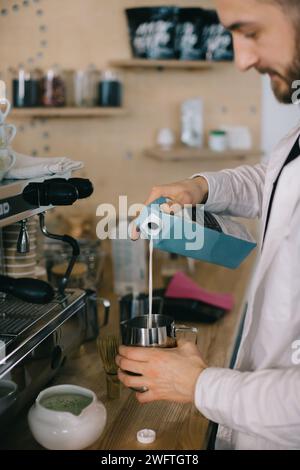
left=210, top=129, right=227, bottom=136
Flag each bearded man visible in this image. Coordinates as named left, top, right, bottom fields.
left=117, top=0, right=300, bottom=450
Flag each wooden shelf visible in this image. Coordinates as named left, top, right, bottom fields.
left=10, top=107, right=127, bottom=119
left=110, top=59, right=229, bottom=71
left=145, top=146, right=261, bottom=162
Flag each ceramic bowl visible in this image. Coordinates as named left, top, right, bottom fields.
left=28, top=384, right=107, bottom=450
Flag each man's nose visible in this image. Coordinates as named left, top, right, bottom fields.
left=233, top=38, right=259, bottom=72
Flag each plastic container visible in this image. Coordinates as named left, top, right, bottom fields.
left=111, top=220, right=147, bottom=296
left=135, top=197, right=257, bottom=270
left=181, top=98, right=204, bottom=148
left=137, top=429, right=156, bottom=444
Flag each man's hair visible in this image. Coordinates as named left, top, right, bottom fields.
left=261, top=0, right=299, bottom=10
left=260, top=0, right=300, bottom=27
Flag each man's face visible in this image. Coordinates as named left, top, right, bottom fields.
left=215, top=0, right=300, bottom=103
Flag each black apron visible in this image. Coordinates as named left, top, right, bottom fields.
left=263, top=135, right=300, bottom=244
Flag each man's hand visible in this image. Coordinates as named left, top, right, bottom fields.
left=131, top=177, right=209, bottom=240
left=116, top=341, right=207, bottom=404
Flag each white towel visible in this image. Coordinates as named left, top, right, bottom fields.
left=5, top=150, right=84, bottom=180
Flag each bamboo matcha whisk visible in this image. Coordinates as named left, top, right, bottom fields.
left=97, top=335, right=120, bottom=399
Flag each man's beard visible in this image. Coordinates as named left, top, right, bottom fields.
left=271, top=57, right=300, bottom=104
left=259, top=44, right=300, bottom=104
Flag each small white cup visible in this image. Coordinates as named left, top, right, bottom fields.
left=0, top=148, right=16, bottom=181
left=157, top=128, right=175, bottom=150
left=0, top=124, right=17, bottom=148
left=0, top=99, right=11, bottom=124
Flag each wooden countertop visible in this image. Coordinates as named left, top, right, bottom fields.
left=0, top=245, right=257, bottom=450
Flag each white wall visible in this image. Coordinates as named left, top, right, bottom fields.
left=261, top=75, right=300, bottom=157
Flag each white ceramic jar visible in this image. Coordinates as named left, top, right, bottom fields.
left=157, top=128, right=175, bottom=150
left=208, top=130, right=228, bottom=153
left=28, top=384, right=107, bottom=450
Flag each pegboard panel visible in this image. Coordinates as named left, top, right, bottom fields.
left=0, top=0, right=262, bottom=215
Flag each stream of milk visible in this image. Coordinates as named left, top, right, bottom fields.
left=147, top=238, right=154, bottom=329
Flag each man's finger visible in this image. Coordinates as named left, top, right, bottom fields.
left=118, top=369, right=149, bottom=389
left=116, top=356, right=145, bottom=375
left=143, top=186, right=165, bottom=207
left=129, top=220, right=140, bottom=241
left=119, top=345, right=155, bottom=361
left=143, top=184, right=184, bottom=207
left=160, top=202, right=182, bottom=215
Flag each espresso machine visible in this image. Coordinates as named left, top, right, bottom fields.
left=0, top=176, right=110, bottom=430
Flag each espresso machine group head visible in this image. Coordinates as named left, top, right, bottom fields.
left=22, top=177, right=94, bottom=207
left=0, top=177, right=94, bottom=304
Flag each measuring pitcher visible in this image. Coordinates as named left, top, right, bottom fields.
left=120, top=314, right=198, bottom=392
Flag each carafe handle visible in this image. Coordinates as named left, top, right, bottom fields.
left=175, top=325, right=198, bottom=345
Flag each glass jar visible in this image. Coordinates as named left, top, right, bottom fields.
left=208, top=129, right=228, bottom=152
left=98, top=70, right=122, bottom=107
left=40, top=66, right=66, bottom=107
left=73, top=65, right=99, bottom=107
left=160, top=253, right=188, bottom=288
left=12, top=67, right=41, bottom=107
left=43, top=238, right=105, bottom=291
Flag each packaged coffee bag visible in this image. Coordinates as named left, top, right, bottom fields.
left=126, top=6, right=178, bottom=59
left=202, top=10, right=234, bottom=61
left=175, top=8, right=206, bottom=60
left=148, top=6, right=178, bottom=59
left=126, top=7, right=152, bottom=58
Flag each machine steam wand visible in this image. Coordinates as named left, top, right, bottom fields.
left=39, top=213, right=80, bottom=295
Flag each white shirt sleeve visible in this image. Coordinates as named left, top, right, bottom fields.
left=192, top=163, right=267, bottom=218
left=194, top=366, right=300, bottom=448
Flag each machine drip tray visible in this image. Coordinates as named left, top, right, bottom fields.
left=0, top=288, right=89, bottom=432
left=0, top=289, right=86, bottom=371
left=0, top=292, right=72, bottom=336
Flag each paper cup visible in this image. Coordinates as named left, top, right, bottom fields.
left=6, top=262, right=36, bottom=275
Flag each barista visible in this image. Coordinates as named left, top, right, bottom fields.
left=117, top=0, right=300, bottom=450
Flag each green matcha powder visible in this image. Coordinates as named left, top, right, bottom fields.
left=40, top=393, right=93, bottom=416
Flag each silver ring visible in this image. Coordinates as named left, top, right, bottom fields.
left=131, top=386, right=149, bottom=393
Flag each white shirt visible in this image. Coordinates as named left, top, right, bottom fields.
left=193, top=123, right=300, bottom=450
